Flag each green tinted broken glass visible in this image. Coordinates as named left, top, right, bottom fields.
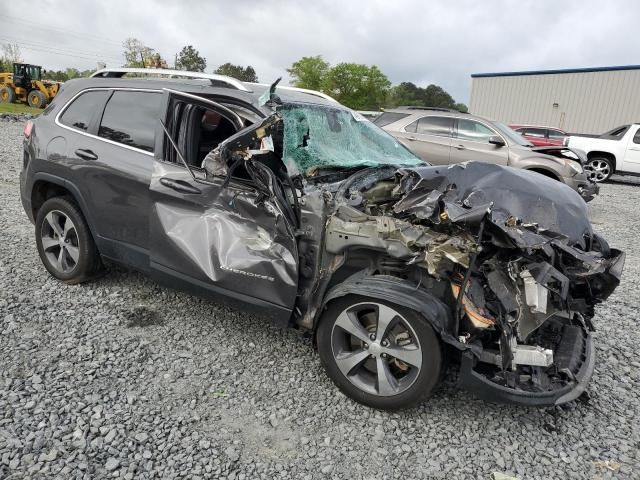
left=281, top=104, right=422, bottom=176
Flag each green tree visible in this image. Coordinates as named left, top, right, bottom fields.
left=322, top=63, right=391, bottom=110
left=122, top=37, right=156, bottom=68
left=42, top=70, right=68, bottom=81
left=287, top=55, right=330, bottom=90
left=176, top=45, right=206, bottom=72
left=213, top=63, right=258, bottom=82
left=454, top=103, right=469, bottom=113
left=386, top=81, right=467, bottom=112
left=386, top=81, right=424, bottom=107
left=64, top=68, right=81, bottom=79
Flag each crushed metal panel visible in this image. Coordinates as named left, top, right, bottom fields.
left=148, top=161, right=298, bottom=310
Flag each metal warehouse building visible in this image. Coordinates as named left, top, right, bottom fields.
left=469, top=65, right=640, bottom=134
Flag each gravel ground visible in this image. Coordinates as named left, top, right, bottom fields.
left=0, top=116, right=638, bottom=479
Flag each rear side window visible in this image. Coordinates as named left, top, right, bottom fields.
left=415, top=116, right=453, bottom=137
left=521, top=127, right=546, bottom=137
left=633, top=129, right=640, bottom=144
left=98, top=91, right=162, bottom=152
left=548, top=129, right=566, bottom=139
left=600, top=125, right=629, bottom=139
left=59, top=90, right=110, bottom=132
left=373, top=112, right=409, bottom=127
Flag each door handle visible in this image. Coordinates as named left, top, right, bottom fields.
left=160, top=177, right=202, bottom=194
left=74, top=148, right=98, bottom=160
left=406, top=136, right=417, bottom=141
left=455, top=144, right=466, bottom=150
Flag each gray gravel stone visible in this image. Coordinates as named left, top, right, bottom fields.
left=0, top=117, right=639, bottom=479
left=105, top=457, right=120, bottom=471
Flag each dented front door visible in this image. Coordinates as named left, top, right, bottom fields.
left=148, top=160, right=299, bottom=318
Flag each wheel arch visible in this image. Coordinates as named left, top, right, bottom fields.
left=319, top=271, right=462, bottom=350
left=30, top=174, right=97, bottom=238
left=587, top=151, right=617, bottom=171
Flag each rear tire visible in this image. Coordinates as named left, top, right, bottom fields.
left=27, top=90, right=47, bottom=108
left=317, top=295, right=442, bottom=410
left=35, top=197, right=102, bottom=284
left=585, top=156, right=613, bottom=183
left=0, top=86, right=16, bottom=103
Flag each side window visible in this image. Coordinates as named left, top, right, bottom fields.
left=59, top=90, right=110, bottom=132
left=373, top=112, right=409, bottom=127
left=164, top=98, right=243, bottom=168
left=404, top=120, right=418, bottom=133
left=457, top=119, right=497, bottom=143
left=633, top=129, right=640, bottom=144
left=522, top=127, right=546, bottom=137
left=548, top=129, right=566, bottom=139
left=415, top=116, right=453, bottom=137
left=98, top=91, right=162, bottom=152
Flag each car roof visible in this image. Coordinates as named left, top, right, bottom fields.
left=511, top=124, right=566, bottom=131
left=55, top=73, right=341, bottom=114
left=383, top=106, right=465, bottom=117
left=381, top=107, right=494, bottom=125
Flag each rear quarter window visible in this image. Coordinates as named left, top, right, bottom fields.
left=98, top=91, right=163, bottom=152
left=373, top=112, right=409, bottom=127
left=59, top=90, right=110, bottom=132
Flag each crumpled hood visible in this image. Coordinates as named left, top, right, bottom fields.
left=393, top=162, right=592, bottom=248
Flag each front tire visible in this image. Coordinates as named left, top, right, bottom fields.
left=317, top=295, right=442, bottom=410
left=35, top=197, right=102, bottom=284
left=27, top=90, right=47, bottom=108
left=585, top=156, right=613, bottom=182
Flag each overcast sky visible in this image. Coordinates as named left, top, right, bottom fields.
left=2, top=0, right=638, bottom=103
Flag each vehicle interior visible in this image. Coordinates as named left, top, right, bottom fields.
left=165, top=100, right=243, bottom=167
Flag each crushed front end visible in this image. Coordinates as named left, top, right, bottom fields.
left=320, top=162, right=624, bottom=406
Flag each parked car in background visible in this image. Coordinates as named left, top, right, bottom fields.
left=375, top=107, right=598, bottom=201
left=567, top=124, right=640, bottom=182
left=510, top=125, right=568, bottom=146
left=356, top=110, right=382, bottom=121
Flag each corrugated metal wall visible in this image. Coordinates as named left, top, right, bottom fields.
left=469, top=69, right=640, bottom=134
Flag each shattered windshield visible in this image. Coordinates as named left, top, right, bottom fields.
left=281, top=103, right=423, bottom=176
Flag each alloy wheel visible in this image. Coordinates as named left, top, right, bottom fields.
left=330, top=302, right=422, bottom=397
left=40, top=210, right=80, bottom=274
left=584, top=159, right=611, bottom=182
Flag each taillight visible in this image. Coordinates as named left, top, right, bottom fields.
left=23, top=120, right=33, bottom=138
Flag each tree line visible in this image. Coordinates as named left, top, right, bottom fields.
left=287, top=56, right=467, bottom=112
left=1, top=39, right=467, bottom=112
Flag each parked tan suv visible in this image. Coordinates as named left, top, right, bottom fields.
left=375, top=107, right=598, bottom=201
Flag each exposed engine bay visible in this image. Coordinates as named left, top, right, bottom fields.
left=200, top=102, right=624, bottom=406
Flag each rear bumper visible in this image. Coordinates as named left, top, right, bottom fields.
left=458, top=333, right=595, bottom=407
left=19, top=170, right=35, bottom=223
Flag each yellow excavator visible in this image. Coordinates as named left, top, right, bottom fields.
left=0, top=63, right=60, bottom=108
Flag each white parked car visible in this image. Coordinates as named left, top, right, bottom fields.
left=567, top=124, right=640, bottom=182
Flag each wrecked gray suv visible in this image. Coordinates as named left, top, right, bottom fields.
left=20, top=68, right=624, bottom=410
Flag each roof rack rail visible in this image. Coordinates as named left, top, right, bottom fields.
left=402, top=106, right=466, bottom=113
left=246, top=83, right=339, bottom=104
left=90, top=68, right=251, bottom=92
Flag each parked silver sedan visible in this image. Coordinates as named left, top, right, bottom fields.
left=375, top=107, right=598, bottom=201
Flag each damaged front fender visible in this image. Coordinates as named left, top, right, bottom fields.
left=322, top=272, right=459, bottom=348
left=314, top=161, right=624, bottom=406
